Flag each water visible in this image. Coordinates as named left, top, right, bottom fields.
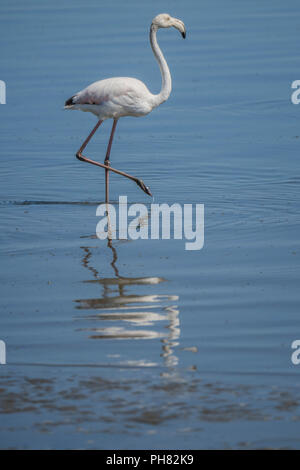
left=1, top=0, right=300, bottom=449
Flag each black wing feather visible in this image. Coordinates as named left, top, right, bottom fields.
left=65, top=95, right=76, bottom=106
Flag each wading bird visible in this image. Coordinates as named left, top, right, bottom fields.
left=65, top=13, right=186, bottom=202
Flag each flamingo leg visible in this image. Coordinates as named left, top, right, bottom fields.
left=104, top=119, right=118, bottom=203
left=76, top=119, right=152, bottom=198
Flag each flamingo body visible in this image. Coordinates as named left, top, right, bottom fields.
left=65, top=77, right=155, bottom=119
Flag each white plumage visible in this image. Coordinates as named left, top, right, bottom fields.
left=67, top=77, right=155, bottom=118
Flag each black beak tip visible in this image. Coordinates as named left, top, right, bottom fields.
left=181, top=31, right=186, bottom=39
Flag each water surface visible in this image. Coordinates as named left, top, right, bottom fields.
left=1, top=0, right=300, bottom=449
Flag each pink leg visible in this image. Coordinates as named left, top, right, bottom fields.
left=76, top=120, right=152, bottom=197
left=104, top=119, right=118, bottom=203
left=77, top=119, right=103, bottom=154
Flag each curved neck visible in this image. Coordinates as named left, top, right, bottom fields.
left=150, top=25, right=172, bottom=107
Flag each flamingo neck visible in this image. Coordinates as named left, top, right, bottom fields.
left=150, top=25, right=172, bottom=107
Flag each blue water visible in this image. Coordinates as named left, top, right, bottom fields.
left=1, top=0, right=300, bottom=449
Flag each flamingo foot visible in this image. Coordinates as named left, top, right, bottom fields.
left=135, top=179, right=152, bottom=197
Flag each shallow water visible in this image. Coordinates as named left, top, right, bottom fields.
left=1, top=0, right=300, bottom=449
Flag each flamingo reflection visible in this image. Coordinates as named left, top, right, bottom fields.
left=75, top=223, right=180, bottom=367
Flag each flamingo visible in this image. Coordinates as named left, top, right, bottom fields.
left=65, top=13, right=186, bottom=202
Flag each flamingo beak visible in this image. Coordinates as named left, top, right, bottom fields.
left=172, top=17, right=186, bottom=39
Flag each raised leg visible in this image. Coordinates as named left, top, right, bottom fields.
left=77, top=119, right=104, bottom=155
left=76, top=120, right=152, bottom=197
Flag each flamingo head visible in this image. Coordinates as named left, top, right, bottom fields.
left=151, top=13, right=186, bottom=39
